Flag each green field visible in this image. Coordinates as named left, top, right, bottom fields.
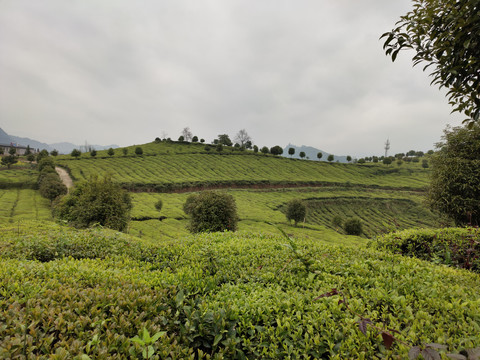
left=0, top=166, right=37, bottom=188
left=57, top=143, right=430, bottom=191
left=128, top=187, right=440, bottom=241
left=0, top=189, right=52, bottom=223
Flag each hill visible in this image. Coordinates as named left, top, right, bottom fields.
left=0, top=127, right=12, bottom=144
left=56, top=141, right=429, bottom=192
left=282, top=144, right=350, bottom=162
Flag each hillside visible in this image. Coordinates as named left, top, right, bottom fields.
left=1, top=140, right=479, bottom=358
left=56, top=141, right=430, bottom=192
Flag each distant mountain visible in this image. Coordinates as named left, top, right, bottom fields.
left=1, top=128, right=118, bottom=154
left=282, top=144, right=350, bottom=163
left=0, top=128, right=12, bottom=144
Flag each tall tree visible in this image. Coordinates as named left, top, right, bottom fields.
left=317, top=152, right=323, bottom=160
left=217, top=134, right=232, bottom=146
left=181, top=127, right=193, bottom=142
left=427, top=125, right=480, bottom=225
left=382, top=0, right=480, bottom=126
left=288, top=148, right=295, bottom=157
left=71, top=149, right=81, bottom=158
left=327, top=154, right=334, bottom=162
left=270, top=146, right=283, bottom=156
left=234, top=129, right=252, bottom=148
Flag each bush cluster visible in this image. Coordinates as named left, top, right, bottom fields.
left=183, top=192, right=238, bottom=233
left=37, top=157, right=67, bottom=203
left=373, top=227, right=480, bottom=272
left=55, top=175, right=132, bottom=231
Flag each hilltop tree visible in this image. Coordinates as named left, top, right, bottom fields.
left=327, top=154, right=334, bottom=162
left=346, top=155, right=352, bottom=162
left=253, top=145, right=259, bottom=153
left=288, top=147, right=295, bottom=157
left=299, top=151, right=306, bottom=159
left=382, top=0, right=480, bottom=125
left=50, top=149, right=58, bottom=157
left=427, top=125, right=480, bottom=225
left=181, top=127, right=193, bottom=142
left=183, top=192, right=238, bottom=233
left=234, top=129, right=252, bottom=148
left=55, top=175, right=132, bottom=231
left=107, top=148, right=115, bottom=157
left=122, top=148, right=128, bottom=156
left=216, top=143, right=223, bottom=152
left=270, top=146, right=283, bottom=156
left=422, top=159, right=429, bottom=169
left=90, top=149, right=97, bottom=157
left=317, top=152, right=323, bottom=160
left=192, top=136, right=198, bottom=143
left=178, top=135, right=185, bottom=142
left=260, top=146, right=269, bottom=155
left=71, top=149, right=81, bottom=158
left=383, top=157, right=393, bottom=165
left=217, top=134, right=233, bottom=146
left=135, top=147, right=143, bottom=156
left=285, top=199, right=306, bottom=227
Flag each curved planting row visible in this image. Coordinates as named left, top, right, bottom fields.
left=57, top=153, right=430, bottom=192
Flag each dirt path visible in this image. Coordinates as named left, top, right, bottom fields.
left=55, top=167, right=73, bottom=190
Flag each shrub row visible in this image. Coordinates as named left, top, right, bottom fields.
left=371, top=227, right=480, bottom=272
left=1, top=222, right=479, bottom=358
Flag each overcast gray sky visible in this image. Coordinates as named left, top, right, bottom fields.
left=0, top=0, right=464, bottom=157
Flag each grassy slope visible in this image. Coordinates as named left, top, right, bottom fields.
left=56, top=142, right=430, bottom=190
left=128, top=187, right=440, bottom=241
left=1, top=222, right=479, bottom=358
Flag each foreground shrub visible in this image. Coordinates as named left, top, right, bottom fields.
left=183, top=191, right=238, bottom=233
left=373, top=227, right=480, bottom=272
left=344, top=217, right=363, bottom=235
left=55, top=175, right=132, bottom=231
left=285, top=199, right=306, bottom=226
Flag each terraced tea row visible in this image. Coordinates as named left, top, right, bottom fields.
left=128, top=188, right=439, bottom=241
left=0, top=189, right=52, bottom=224
left=58, top=153, right=430, bottom=191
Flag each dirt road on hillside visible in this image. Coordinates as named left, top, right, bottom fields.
left=55, top=167, right=73, bottom=191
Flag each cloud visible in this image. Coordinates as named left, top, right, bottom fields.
left=0, top=0, right=464, bottom=155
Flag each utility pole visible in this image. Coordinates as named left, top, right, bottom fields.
left=384, top=139, right=390, bottom=158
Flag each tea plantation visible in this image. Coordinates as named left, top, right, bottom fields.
left=1, top=143, right=478, bottom=359
left=1, top=222, right=479, bottom=359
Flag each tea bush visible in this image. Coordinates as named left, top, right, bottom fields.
left=372, top=227, right=480, bottom=272
left=1, top=222, right=479, bottom=358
